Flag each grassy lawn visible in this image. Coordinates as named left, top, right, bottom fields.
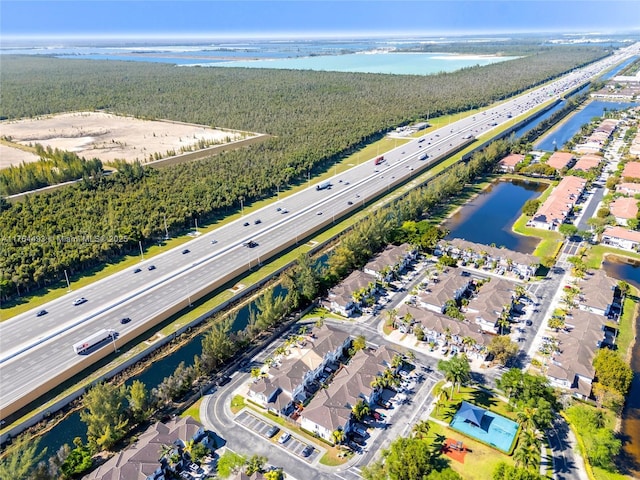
left=430, top=384, right=516, bottom=424
left=230, top=395, right=246, bottom=414
left=300, top=306, right=346, bottom=322
left=427, top=420, right=515, bottom=480
left=181, top=398, right=203, bottom=423
left=512, top=213, right=563, bottom=259
left=616, top=292, right=639, bottom=357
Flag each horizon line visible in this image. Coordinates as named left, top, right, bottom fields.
left=3, top=28, right=638, bottom=44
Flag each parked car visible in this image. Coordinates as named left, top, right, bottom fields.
left=301, top=445, right=314, bottom=457
left=266, top=426, right=280, bottom=438
left=278, top=432, right=291, bottom=444
left=525, top=320, right=533, bottom=326
left=217, top=376, right=231, bottom=386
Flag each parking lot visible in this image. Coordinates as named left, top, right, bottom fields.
left=235, top=410, right=321, bottom=463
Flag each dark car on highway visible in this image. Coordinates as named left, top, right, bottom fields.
left=133, top=268, right=142, bottom=273
left=120, top=317, right=131, bottom=324
left=254, top=219, right=262, bottom=225
left=243, top=240, right=258, bottom=248
left=148, top=265, right=156, bottom=271
left=37, top=310, right=48, bottom=317
left=243, top=222, right=250, bottom=226
left=182, top=249, right=190, bottom=254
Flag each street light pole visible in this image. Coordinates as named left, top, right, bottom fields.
left=64, top=270, right=71, bottom=292
left=139, top=241, right=144, bottom=260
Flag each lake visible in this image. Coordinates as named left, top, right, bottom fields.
left=443, top=179, right=545, bottom=254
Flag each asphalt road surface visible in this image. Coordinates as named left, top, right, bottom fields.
left=1, top=43, right=636, bottom=420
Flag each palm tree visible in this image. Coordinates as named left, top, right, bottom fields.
left=514, top=438, right=541, bottom=472
left=391, top=353, right=404, bottom=369
left=496, top=311, right=510, bottom=335
left=385, top=308, right=398, bottom=328
left=516, top=405, right=539, bottom=433
left=434, top=389, right=449, bottom=416
left=351, top=400, right=371, bottom=422
left=461, top=336, right=475, bottom=355
left=331, top=429, right=346, bottom=447
left=412, top=420, right=431, bottom=439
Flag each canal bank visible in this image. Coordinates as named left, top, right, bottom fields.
left=603, top=254, right=640, bottom=476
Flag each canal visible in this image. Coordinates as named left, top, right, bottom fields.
left=443, top=179, right=545, bottom=253
left=603, top=256, right=640, bottom=475
left=36, top=283, right=288, bottom=456
left=535, top=100, right=640, bottom=151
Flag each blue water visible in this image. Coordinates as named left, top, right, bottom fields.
left=195, top=52, right=517, bottom=75
left=600, top=56, right=638, bottom=80
left=450, top=407, right=519, bottom=453
left=536, top=100, right=640, bottom=151
left=444, top=179, right=545, bottom=253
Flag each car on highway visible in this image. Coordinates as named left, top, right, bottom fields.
left=36, top=310, right=48, bottom=317
left=210, top=240, right=218, bottom=245
left=278, top=432, right=291, bottom=444
left=316, top=211, right=323, bottom=215
left=347, top=201, right=353, bottom=205
left=133, top=268, right=142, bottom=274
left=254, top=219, right=262, bottom=225
left=120, top=317, right=131, bottom=324
left=281, top=208, right=289, bottom=214
left=243, top=240, right=259, bottom=248
left=182, top=249, right=190, bottom=254
left=266, top=426, right=280, bottom=438
left=148, top=265, right=156, bottom=271
left=73, top=297, right=87, bottom=306
left=301, top=445, right=314, bottom=457
left=243, top=222, right=250, bottom=226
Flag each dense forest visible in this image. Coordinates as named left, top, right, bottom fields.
left=0, top=46, right=607, bottom=299
left=0, top=145, right=103, bottom=196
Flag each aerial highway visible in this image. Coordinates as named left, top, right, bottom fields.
left=1, top=41, right=638, bottom=423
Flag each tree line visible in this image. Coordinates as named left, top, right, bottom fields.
left=0, top=46, right=605, bottom=299
left=0, top=145, right=104, bottom=196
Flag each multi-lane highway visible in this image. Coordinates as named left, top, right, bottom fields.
left=1, top=41, right=638, bottom=422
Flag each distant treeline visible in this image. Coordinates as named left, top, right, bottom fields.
left=0, top=46, right=607, bottom=299
left=0, top=145, right=103, bottom=196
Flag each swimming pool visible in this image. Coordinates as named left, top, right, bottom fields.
left=449, top=404, right=519, bottom=454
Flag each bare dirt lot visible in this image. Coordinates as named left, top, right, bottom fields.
left=0, top=111, right=249, bottom=168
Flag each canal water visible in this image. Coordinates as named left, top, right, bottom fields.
left=535, top=100, right=640, bottom=151
left=443, top=179, right=545, bottom=254
left=36, top=283, right=287, bottom=456
left=603, top=256, right=640, bottom=474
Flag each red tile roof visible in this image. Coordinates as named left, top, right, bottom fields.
left=573, top=154, right=601, bottom=171
left=610, top=197, right=639, bottom=220
left=499, top=154, right=525, bottom=168
left=547, top=152, right=574, bottom=170
left=622, top=162, right=640, bottom=179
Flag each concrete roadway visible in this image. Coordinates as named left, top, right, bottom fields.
left=1, top=43, right=636, bottom=420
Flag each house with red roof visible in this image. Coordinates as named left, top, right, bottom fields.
left=546, top=152, right=574, bottom=171
left=528, top=176, right=586, bottom=230
left=498, top=154, right=525, bottom=172
left=610, top=197, right=639, bottom=226
left=602, top=226, right=640, bottom=252
left=572, top=154, right=602, bottom=172
left=622, top=161, right=640, bottom=180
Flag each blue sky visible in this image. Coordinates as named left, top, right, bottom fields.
left=1, top=1, right=638, bottom=41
